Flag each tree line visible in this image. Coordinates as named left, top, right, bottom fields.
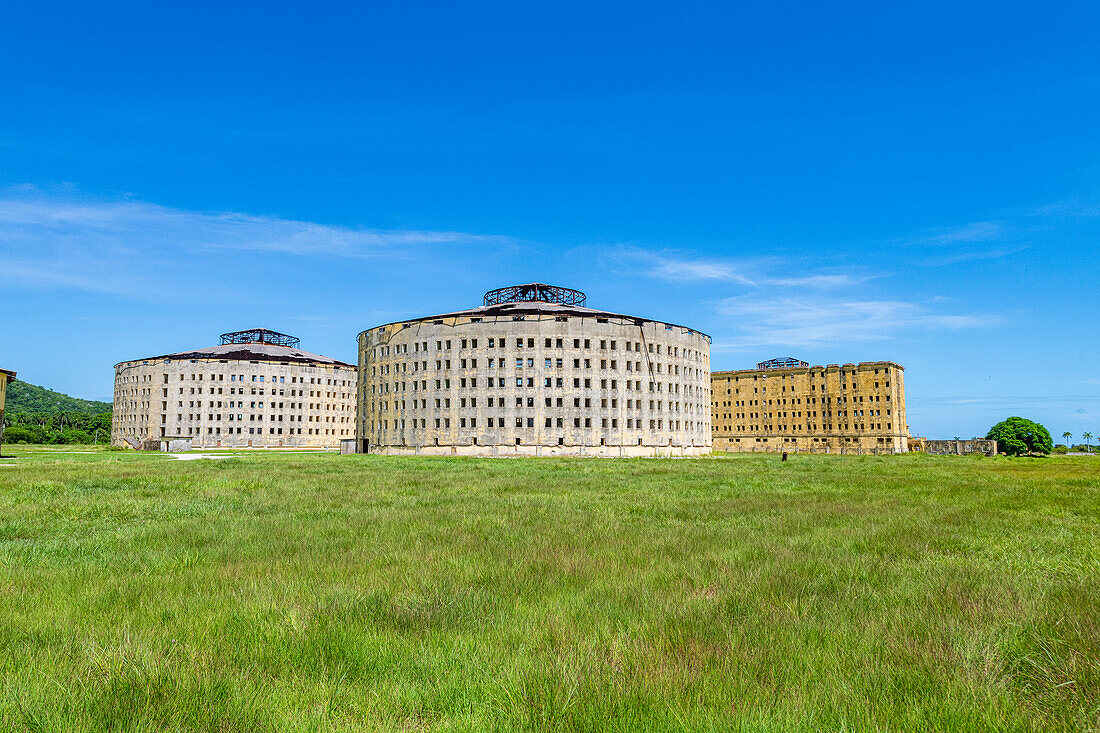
left=2, top=411, right=112, bottom=445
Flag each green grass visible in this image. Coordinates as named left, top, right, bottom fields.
left=0, top=447, right=1097, bottom=732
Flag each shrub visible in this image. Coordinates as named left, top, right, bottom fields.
left=2, top=425, right=42, bottom=444
left=987, top=417, right=1053, bottom=456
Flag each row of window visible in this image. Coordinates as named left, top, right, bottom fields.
left=715, top=394, right=892, bottom=408
left=369, top=417, right=705, bottom=431
left=374, top=337, right=704, bottom=359
left=722, top=436, right=894, bottom=443
left=720, top=381, right=892, bottom=395
left=372, top=358, right=705, bottom=378
left=372, top=377, right=706, bottom=395
left=120, top=387, right=351, bottom=399
left=718, top=367, right=893, bottom=381
left=716, top=409, right=893, bottom=420
left=113, top=426, right=348, bottom=438
left=716, top=423, right=895, bottom=433
left=181, top=427, right=349, bottom=436
left=117, top=370, right=352, bottom=386
left=175, top=400, right=342, bottom=410
left=371, top=397, right=703, bottom=414
left=176, top=414, right=348, bottom=423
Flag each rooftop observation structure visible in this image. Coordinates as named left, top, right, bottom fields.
left=483, top=283, right=586, bottom=307
left=220, top=328, right=301, bottom=349
left=757, top=357, right=810, bottom=370
left=118, top=329, right=351, bottom=368
left=371, top=282, right=703, bottom=333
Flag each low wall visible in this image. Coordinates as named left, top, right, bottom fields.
left=924, top=439, right=997, bottom=456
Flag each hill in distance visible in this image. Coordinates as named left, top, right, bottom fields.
left=5, top=380, right=112, bottom=414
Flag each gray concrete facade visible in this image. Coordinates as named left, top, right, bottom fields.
left=112, top=335, right=356, bottom=449
left=357, top=290, right=711, bottom=457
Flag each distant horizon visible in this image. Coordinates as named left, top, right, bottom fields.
left=2, top=1, right=1097, bottom=440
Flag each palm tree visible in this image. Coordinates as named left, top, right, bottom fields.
left=1084, top=432, right=1094, bottom=454
left=1063, top=431, right=1073, bottom=449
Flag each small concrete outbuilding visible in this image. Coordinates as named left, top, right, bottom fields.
left=0, top=368, right=15, bottom=454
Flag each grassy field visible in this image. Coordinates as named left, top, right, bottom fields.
left=0, top=447, right=1097, bottom=732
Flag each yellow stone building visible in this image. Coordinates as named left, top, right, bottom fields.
left=0, top=367, right=15, bottom=453
left=711, top=357, right=908, bottom=454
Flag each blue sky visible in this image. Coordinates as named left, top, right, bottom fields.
left=1, top=1, right=1098, bottom=440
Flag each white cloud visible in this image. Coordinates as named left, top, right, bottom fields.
left=885, top=220, right=1031, bottom=266
left=895, top=221, right=1006, bottom=246
left=765, top=274, right=866, bottom=288
left=0, top=187, right=510, bottom=294
left=711, top=295, right=991, bottom=351
left=921, top=246, right=1029, bottom=266
left=616, top=248, right=870, bottom=290
left=620, top=249, right=760, bottom=286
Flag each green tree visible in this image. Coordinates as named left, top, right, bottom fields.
left=2, top=425, right=40, bottom=444
left=1084, top=432, right=1094, bottom=453
left=58, top=428, right=93, bottom=445
left=987, top=417, right=1053, bottom=456
left=1, top=410, right=112, bottom=444
left=1062, top=431, right=1072, bottom=448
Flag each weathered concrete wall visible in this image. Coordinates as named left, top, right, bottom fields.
left=112, top=358, right=356, bottom=449
left=358, top=313, right=711, bottom=456
left=923, top=439, right=997, bottom=456
left=711, top=361, right=909, bottom=454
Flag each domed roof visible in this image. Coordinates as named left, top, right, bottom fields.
left=360, top=284, right=710, bottom=339
left=117, top=329, right=354, bottom=367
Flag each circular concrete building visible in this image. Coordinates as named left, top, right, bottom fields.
left=356, top=284, right=711, bottom=456
left=112, top=329, right=356, bottom=449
